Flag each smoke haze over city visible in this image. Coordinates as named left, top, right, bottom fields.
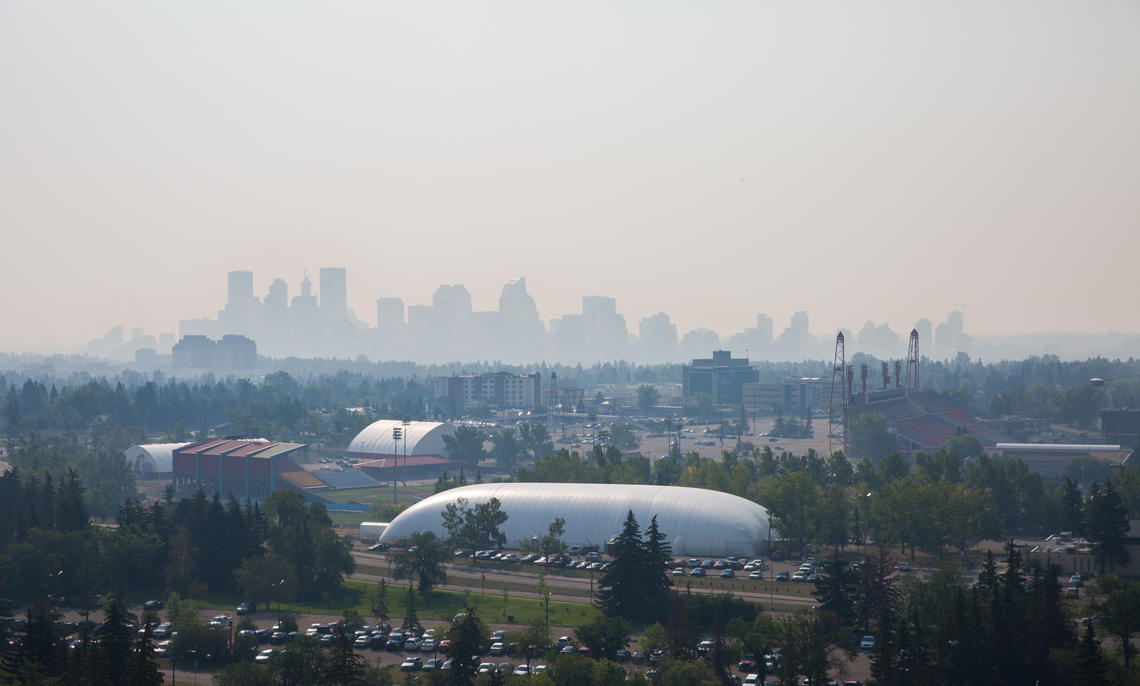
left=2, top=1, right=1138, bottom=357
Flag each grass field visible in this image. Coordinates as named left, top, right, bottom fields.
left=321, top=485, right=433, bottom=506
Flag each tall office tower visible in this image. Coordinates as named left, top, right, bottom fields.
left=581, top=295, right=628, bottom=360
left=258, top=278, right=290, bottom=357
left=377, top=297, right=406, bottom=329
left=934, top=311, right=966, bottom=360
left=681, top=328, right=721, bottom=361
left=221, top=270, right=259, bottom=338
left=914, top=318, right=933, bottom=356
left=499, top=277, right=539, bottom=319
left=755, top=314, right=774, bottom=344
left=319, top=267, right=347, bottom=316
left=290, top=273, right=319, bottom=357
left=639, top=312, right=679, bottom=363
left=227, top=271, right=254, bottom=305
left=432, top=284, right=473, bottom=325
left=265, top=278, right=288, bottom=309
left=790, top=311, right=809, bottom=339
left=494, top=278, right=543, bottom=362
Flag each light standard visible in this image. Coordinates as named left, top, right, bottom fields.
left=391, top=426, right=402, bottom=505
left=273, top=578, right=286, bottom=624
left=768, top=517, right=774, bottom=612
left=402, top=417, right=410, bottom=485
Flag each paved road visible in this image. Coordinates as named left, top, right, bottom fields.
left=350, top=550, right=819, bottom=609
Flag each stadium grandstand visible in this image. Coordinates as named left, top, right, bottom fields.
left=850, top=389, right=1013, bottom=453
left=172, top=438, right=309, bottom=501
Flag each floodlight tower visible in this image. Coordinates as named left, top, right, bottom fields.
left=904, top=328, right=920, bottom=393
left=828, top=332, right=848, bottom=455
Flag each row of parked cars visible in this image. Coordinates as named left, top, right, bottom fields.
left=471, top=550, right=610, bottom=571
left=671, top=556, right=771, bottom=580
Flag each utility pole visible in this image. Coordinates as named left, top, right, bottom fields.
left=392, top=426, right=402, bottom=504
left=402, top=417, right=410, bottom=485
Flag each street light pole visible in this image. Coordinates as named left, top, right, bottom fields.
left=392, top=426, right=402, bottom=505
left=274, top=578, right=286, bottom=624
left=402, top=418, right=410, bottom=485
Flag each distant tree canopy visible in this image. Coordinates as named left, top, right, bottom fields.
left=441, top=497, right=508, bottom=552
left=848, top=412, right=898, bottom=462
left=443, top=425, right=488, bottom=466
left=0, top=472, right=353, bottom=605
left=636, top=385, right=660, bottom=412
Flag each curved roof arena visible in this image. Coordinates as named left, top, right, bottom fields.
left=380, top=482, right=773, bottom=558
left=124, top=443, right=192, bottom=474
left=347, top=420, right=455, bottom=459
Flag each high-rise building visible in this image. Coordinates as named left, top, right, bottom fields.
left=377, top=297, right=405, bottom=329
left=639, top=312, right=679, bottom=363
left=319, top=267, right=347, bottom=316
left=227, top=271, right=254, bottom=306
left=755, top=314, right=774, bottom=344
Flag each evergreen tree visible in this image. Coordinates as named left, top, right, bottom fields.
left=322, top=622, right=365, bottom=686
left=1059, top=477, right=1084, bottom=536
left=371, top=579, right=389, bottom=624
left=642, top=515, right=672, bottom=621
left=101, top=594, right=134, bottom=686
left=1074, top=624, right=1106, bottom=686
left=2, top=589, right=63, bottom=681
left=56, top=468, right=89, bottom=532
left=814, top=557, right=858, bottom=630
left=597, top=511, right=647, bottom=621
left=402, top=584, right=418, bottom=630
left=445, top=608, right=489, bottom=685
left=869, top=600, right=896, bottom=686
left=122, top=620, right=163, bottom=686
left=1086, top=480, right=1131, bottom=573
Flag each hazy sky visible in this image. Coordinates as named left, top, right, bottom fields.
left=2, top=1, right=1138, bottom=353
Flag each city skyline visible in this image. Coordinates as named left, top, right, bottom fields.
left=79, top=268, right=1140, bottom=365
left=2, top=2, right=1138, bottom=354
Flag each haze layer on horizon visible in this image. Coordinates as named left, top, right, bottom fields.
left=1, top=1, right=1138, bottom=353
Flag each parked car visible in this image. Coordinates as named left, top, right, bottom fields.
left=400, top=657, right=423, bottom=672
left=776, top=571, right=789, bottom=582
left=749, top=571, right=764, bottom=580
left=860, top=635, right=876, bottom=650
left=255, top=648, right=275, bottom=664
left=236, top=602, right=254, bottom=615
left=689, top=567, right=706, bottom=577
left=368, top=542, right=390, bottom=552
left=720, top=569, right=735, bottom=578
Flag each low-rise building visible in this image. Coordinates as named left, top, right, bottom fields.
left=682, top=350, right=758, bottom=405
left=433, top=372, right=542, bottom=413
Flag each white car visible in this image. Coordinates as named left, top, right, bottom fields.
left=255, top=648, right=275, bottom=664
left=861, top=635, right=876, bottom=649
left=420, top=638, right=437, bottom=652
left=478, top=662, right=495, bottom=674
left=514, top=665, right=531, bottom=675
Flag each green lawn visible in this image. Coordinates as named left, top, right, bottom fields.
left=321, top=486, right=432, bottom=505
